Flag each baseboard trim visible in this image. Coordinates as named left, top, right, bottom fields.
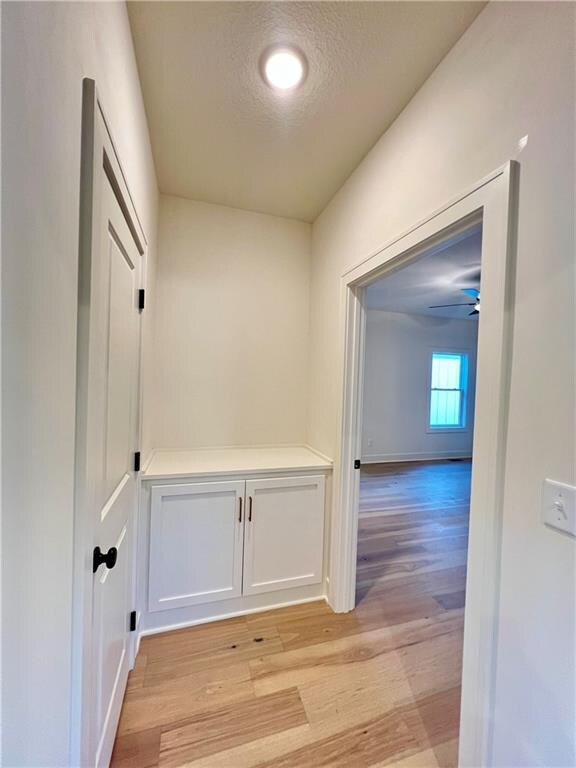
left=361, top=451, right=472, bottom=464
left=139, top=594, right=328, bottom=639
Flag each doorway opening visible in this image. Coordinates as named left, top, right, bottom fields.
left=355, top=225, right=482, bottom=765
left=329, top=163, right=516, bottom=767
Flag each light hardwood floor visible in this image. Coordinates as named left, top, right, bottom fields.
left=111, top=460, right=470, bottom=768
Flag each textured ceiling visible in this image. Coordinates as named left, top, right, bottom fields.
left=365, top=226, right=482, bottom=319
left=128, top=2, right=485, bottom=222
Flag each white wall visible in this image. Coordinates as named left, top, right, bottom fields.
left=151, top=195, right=311, bottom=451
left=307, top=3, right=575, bottom=766
left=362, top=312, right=478, bottom=463
left=1, top=3, right=158, bottom=765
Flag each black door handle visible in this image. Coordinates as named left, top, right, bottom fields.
left=93, top=546, right=118, bottom=574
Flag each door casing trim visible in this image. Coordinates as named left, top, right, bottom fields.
left=327, top=161, right=518, bottom=768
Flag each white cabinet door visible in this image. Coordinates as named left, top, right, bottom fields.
left=149, top=481, right=245, bottom=611
left=243, top=475, right=325, bottom=596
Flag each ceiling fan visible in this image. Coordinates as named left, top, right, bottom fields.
left=429, top=288, right=480, bottom=316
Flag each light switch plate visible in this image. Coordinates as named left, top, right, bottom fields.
left=542, top=479, right=576, bottom=537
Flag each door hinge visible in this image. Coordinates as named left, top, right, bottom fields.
left=354, top=459, right=361, bottom=469
left=129, top=610, right=137, bottom=632
left=134, top=451, right=141, bottom=472
left=138, top=289, right=145, bottom=312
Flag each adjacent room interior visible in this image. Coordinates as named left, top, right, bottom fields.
left=354, top=229, right=482, bottom=761
left=3, top=3, right=575, bottom=768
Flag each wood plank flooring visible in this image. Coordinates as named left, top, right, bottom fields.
left=112, top=460, right=470, bottom=768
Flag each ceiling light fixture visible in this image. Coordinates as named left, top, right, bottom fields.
left=261, top=46, right=307, bottom=91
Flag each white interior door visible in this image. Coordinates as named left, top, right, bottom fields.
left=149, top=481, right=245, bottom=611
left=243, top=475, right=325, bottom=596
left=89, top=175, right=141, bottom=767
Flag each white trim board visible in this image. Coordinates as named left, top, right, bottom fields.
left=361, top=452, right=472, bottom=464
left=140, top=594, right=328, bottom=639
left=329, top=161, right=518, bottom=768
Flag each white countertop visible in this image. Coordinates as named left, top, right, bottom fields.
left=143, top=445, right=333, bottom=480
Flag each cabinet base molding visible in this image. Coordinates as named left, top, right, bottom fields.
left=139, top=589, right=327, bottom=638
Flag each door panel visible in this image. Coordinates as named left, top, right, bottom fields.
left=243, top=476, right=325, bottom=596
left=149, top=481, right=245, bottom=611
left=104, top=228, right=137, bottom=500
left=90, top=177, right=141, bottom=768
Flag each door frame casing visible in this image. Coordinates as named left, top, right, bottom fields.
left=71, top=78, right=147, bottom=767
left=327, top=162, right=518, bottom=768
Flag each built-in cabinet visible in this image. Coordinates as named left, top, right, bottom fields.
left=142, top=448, right=331, bottom=629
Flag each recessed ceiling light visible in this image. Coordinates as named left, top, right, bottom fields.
left=261, top=46, right=307, bottom=91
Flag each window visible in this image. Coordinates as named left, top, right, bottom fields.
left=429, top=352, right=468, bottom=429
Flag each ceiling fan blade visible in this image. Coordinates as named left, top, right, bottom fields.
left=468, top=308, right=479, bottom=315
left=428, top=302, right=476, bottom=308
left=461, top=288, right=480, bottom=298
